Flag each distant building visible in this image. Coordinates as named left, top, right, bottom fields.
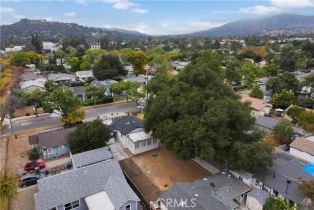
left=246, top=189, right=269, bottom=210
left=71, top=86, right=86, bottom=101
left=48, top=73, right=76, bottom=84
left=90, top=43, right=101, bottom=49
left=75, top=70, right=94, bottom=82
left=42, top=41, right=61, bottom=52
left=290, top=136, right=314, bottom=163
left=5, top=45, right=25, bottom=52
left=91, top=79, right=118, bottom=96
left=254, top=116, right=279, bottom=132
left=171, top=60, right=189, bottom=71
left=20, top=78, right=47, bottom=92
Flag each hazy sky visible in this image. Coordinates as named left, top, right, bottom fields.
left=1, top=0, right=314, bottom=35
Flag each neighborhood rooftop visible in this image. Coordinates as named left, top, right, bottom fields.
left=28, top=128, right=75, bottom=148
left=159, top=173, right=249, bottom=210
left=35, top=159, right=140, bottom=210
left=109, top=115, right=144, bottom=135
left=240, top=94, right=272, bottom=111
left=255, top=116, right=279, bottom=130
left=290, top=137, right=314, bottom=156
left=71, top=147, right=113, bottom=169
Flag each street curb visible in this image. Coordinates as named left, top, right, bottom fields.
left=84, top=100, right=131, bottom=110
left=11, top=113, right=51, bottom=122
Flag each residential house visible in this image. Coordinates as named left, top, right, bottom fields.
left=90, top=43, right=101, bottom=49
left=35, top=159, right=141, bottom=210
left=91, top=79, right=118, bottom=96
left=255, top=116, right=279, bottom=132
left=109, top=116, right=160, bottom=155
left=231, top=152, right=313, bottom=208
left=71, top=86, right=86, bottom=101
left=42, top=41, right=60, bottom=52
left=48, top=73, right=76, bottom=84
left=28, top=128, right=75, bottom=160
left=152, top=172, right=250, bottom=210
left=124, top=65, right=133, bottom=75
left=245, top=189, right=269, bottom=210
left=171, top=60, right=189, bottom=71
left=298, top=86, right=313, bottom=99
left=124, top=75, right=150, bottom=85
left=75, top=70, right=94, bottom=82
left=71, top=147, right=113, bottom=169
left=240, top=94, right=272, bottom=116
left=20, top=78, right=47, bottom=92
left=289, top=136, right=314, bottom=163
left=5, top=45, right=25, bottom=52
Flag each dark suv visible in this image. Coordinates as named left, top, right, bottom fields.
left=19, top=173, right=41, bottom=187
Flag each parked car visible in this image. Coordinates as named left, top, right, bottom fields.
left=19, top=173, right=42, bottom=187
left=24, top=161, right=45, bottom=172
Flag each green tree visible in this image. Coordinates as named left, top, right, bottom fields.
left=265, top=63, right=280, bottom=76
left=250, top=85, right=263, bottom=99
left=10, top=52, right=31, bottom=67
left=145, top=63, right=273, bottom=172
left=225, top=57, right=241, bottom=83
left=239, top=61, right=262, bottom=84
left=69, top=57, right=81, bottom=71
left=93, top=55, right=126, bottom=80
left=27, top=147, right=40, bottom=161
left=67, top=119, right=111, bottom=154
left=298, top=110, right=314, bottom=132
left=299, top=180, right=314, bottom=203
left=44, top=87, right=84, bottom=123
left=302, top=73, right=314, bottom=87
left=125, top=50, right=148, bottom=76
left=0, top=169, right=18, bottom=207
left=22, top=89, right=47, bottom=117
left=44, top=80, right=58, bottom=92
left=273, top=120, right=294, bottom=145
left=85, top=85, right=105, bottom=105
left=111, top=81, right=144, bottom=103
left=286, top=106, right=305, bottom=123
left=31, top=34, right=42, bottom=53
left=272, top=89, right=295, bottom=109
left=264, top=197, right=298, bottom=210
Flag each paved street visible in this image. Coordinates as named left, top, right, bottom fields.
left=1, top=102, right=137, bottom=136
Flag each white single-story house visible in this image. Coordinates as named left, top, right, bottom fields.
left=109, top=116, right=160, bottom=155
left=75, top=70, right=94, bottom=82
left=91, top=79, right=118, bottom=96
left=20, top=78, right=47, bottom=92
left=48, top=73, right=76, bottom=84
left=289, top=136, right=314, bottom=163
left=5, top=45, right=25, bottom=52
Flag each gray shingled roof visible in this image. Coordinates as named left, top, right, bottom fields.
left=71, top=86, right=85, bottom=96
left=109, top=116, right=144, bottom=135
left=71, top=147, right=113, bottom=169
left=28, top=128, right=75, bottom=148
left=255, top=116, right=279, bottom=130
left=254, top=152, right=313, bottom=204
left=160, top=173, right=249, bottom=210
left=35, top=159, right=139, bottom=210
left=247, top=189, right=269, bottom=205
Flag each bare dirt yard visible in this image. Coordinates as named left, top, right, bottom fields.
left=120, top=147, right=210, bottom=203
left=10, top=186, right=38, bottom=210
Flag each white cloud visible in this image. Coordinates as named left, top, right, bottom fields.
left=64, top=11, right=76, bottom=17
left=240, top=0, right=314, bottom=15
left=270, top=0, right=314, bottom=8
left=104, top=20, right=224, bottom=35
left=75, top=0, right=87, bottom=4
left=0, top=7, right=24, bottom=19
left=132, top=8, right=148, bottom=14
left=239, top=5, right=280, bottom=15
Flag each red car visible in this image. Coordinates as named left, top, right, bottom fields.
left=24, top=162, right=45, bottom=172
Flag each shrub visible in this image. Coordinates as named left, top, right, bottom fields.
left=27, top=147, right=40, bottom=161
left=81, top=96, right=113, bottom=106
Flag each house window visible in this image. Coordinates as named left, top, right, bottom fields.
left=64, top=200, right=80, bottom=210
left=135, top=142, right=140, bottom=149
left=125, top=204, right=131, bottom=210
left=141, top=141, right=146, bottom=147
left=47, top=148, right=54, bottom=155
left=153, top=139, right=157, bottom=144
left=147, top=139, right=152, bottom=146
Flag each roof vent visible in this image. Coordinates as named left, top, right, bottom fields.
left=203, top=178, right=208, bottom=181
left=210, top=182, right=216, bottom=187
left=194, top=194, right=199, bottom=198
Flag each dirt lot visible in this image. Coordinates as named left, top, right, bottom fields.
left=120, top=147, right=210, bottom=203
left=10, top=186, right=38, bottom=210
left=13, top=106, right=44, bottom=118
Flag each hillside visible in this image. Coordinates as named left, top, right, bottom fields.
left=0, top=19, right=147, bottom=47
left=190, top=14, right=314, bottom=37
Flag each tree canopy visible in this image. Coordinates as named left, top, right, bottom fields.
left=93, top=54, right=126, bottom=80
left=144, top=63, right=273, bottom=172
left=67, top=119, right=111, bottom=154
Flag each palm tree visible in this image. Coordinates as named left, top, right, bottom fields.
left=0, top=169, right=18, bottom=206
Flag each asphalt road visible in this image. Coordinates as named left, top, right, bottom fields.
left=1, top=102, right=137, bottom=136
